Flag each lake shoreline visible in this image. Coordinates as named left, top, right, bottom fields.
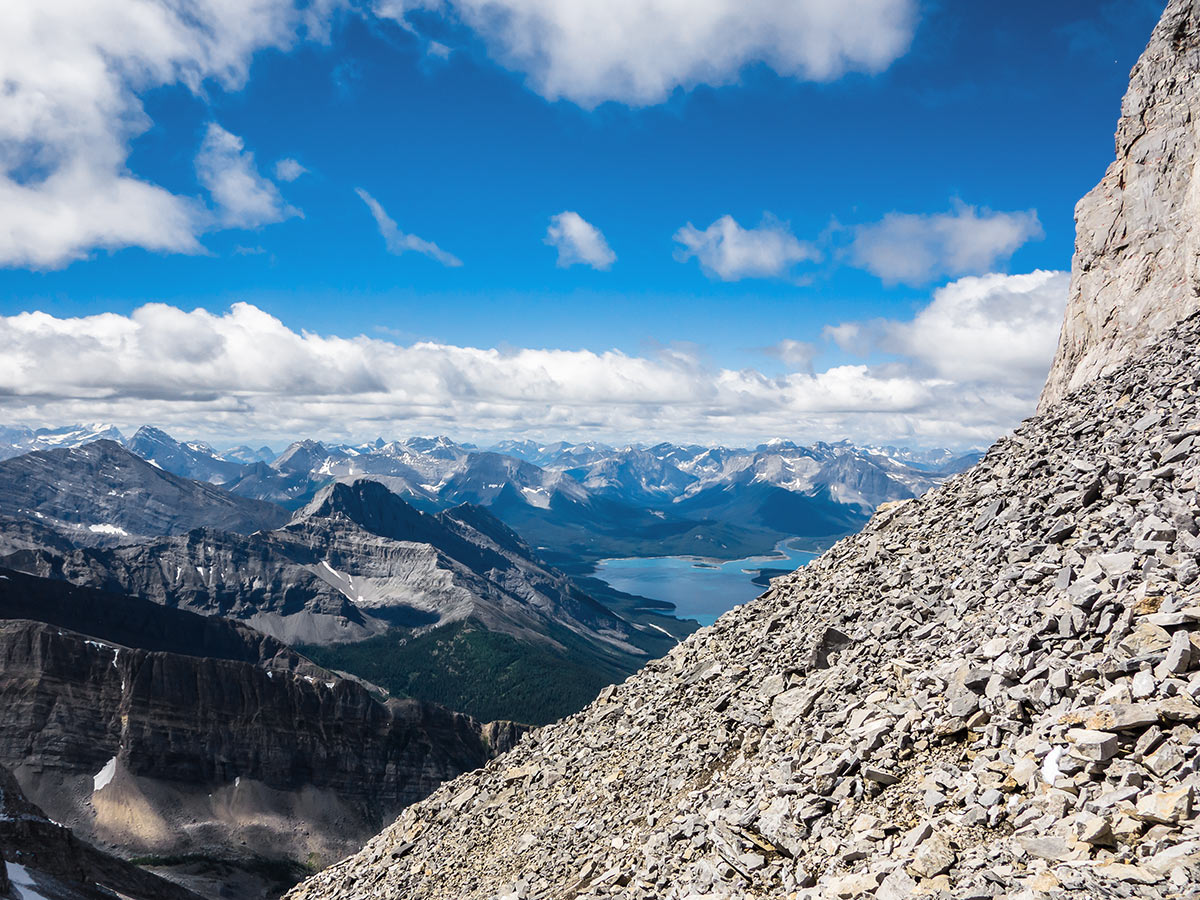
left=592, top=537, right=820, bottom=627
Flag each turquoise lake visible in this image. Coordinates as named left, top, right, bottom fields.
left=594, top=540, right=818, bottom=627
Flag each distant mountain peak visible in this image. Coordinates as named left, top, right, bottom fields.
left=295, top=478, right=433, bottom=541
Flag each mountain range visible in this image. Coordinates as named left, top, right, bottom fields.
left=0, top=425, right=981, bottom=572
left=0, top=445, right=677, bottom=722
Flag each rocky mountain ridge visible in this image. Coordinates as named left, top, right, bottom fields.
left=0, top=441, right=288, bottom=546
left=3, top=478, right=662, bottom=655
left=0, top=477, right=675, bottom=724
left=0, top=425, right=969, bottom=567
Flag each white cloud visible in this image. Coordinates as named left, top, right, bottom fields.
left=355, top=188, right=463, bottom=267
left=880, top=270, right=1071, bottom=383
left=0, top=1, right=336, bottom=269
left=849, top=202, right=1044, bottom=285
left=545, top=212, right=616, bottom=270
left=764, top=339, right=818, bottom=373
left=0, top=271, right=1069, bottom=449
left=823, top=323, right=869, bottom=356
left=377, top=0, right=918, bottom=107
left=675, top=215, right=819, bottom=281
left=197, top=124, right=298, bottom=228
left=274, top=158, right=308, bottom=182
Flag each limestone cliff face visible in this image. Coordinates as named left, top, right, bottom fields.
left=1040, top=0, right=1200, bottom=409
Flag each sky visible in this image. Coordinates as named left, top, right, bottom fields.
left=0, top=0, right=1168, bottom=450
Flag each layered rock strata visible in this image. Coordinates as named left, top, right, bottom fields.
left=0, top=571, right=520, bottom=896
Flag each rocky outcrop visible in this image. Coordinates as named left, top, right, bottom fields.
left=287, top=312, right=1200, bottom=900
left=0, top=764, right=203, bottom=900
left=0, top=570, right=521, bottom=898
left=0, top=440, right=288, bottom=545
left=1040, top=0, right=1200, bottom=409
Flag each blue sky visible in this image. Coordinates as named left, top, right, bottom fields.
left=0, top=0, right=1167, bottom=447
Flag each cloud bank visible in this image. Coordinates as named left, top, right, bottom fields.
left=378, top=0, right=918, bottom=107
left=545, top=212, right=617, bottom=270
left=0, top=271, right=1068, bottom=448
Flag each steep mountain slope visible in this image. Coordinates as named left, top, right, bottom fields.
left=0, top=441, right=288, bottom=545
left=287, top=310, right=1200, bottom=900
left=0, top=569, right=520, bottom=899
left=1040, top=0, right=1200, bottom=408
left=0, top=764, right=204, bottom=900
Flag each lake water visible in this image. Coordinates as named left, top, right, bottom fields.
left=594, top=540, right=818, bottom=627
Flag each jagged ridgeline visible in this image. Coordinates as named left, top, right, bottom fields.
left=286, top=4, right=1200, bottom=898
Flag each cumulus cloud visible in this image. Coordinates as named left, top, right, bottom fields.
left=274, top=158, right=308, bottom=182
left=376, top=0, right=917, bottom=107
left=0, top=0, right=334, bottom=269
left=355, top=188, right=463, bottom=267
left=674, top=215, right=819, bottom=281
left=880, top=270, right=1071, bottom=382
left=848, top=202, right=1044, bottom=285
left=197, top=124, right=298, bottom=228
left=0, top=271, right=1069, bottom=448
left=545, top=212, right=616, bottom=270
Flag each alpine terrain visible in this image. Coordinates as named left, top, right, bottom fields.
left=285, top=4, right=1200, bottom=899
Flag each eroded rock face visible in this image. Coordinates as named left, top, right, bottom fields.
left=1040, top=0, right=1200, bottom=409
